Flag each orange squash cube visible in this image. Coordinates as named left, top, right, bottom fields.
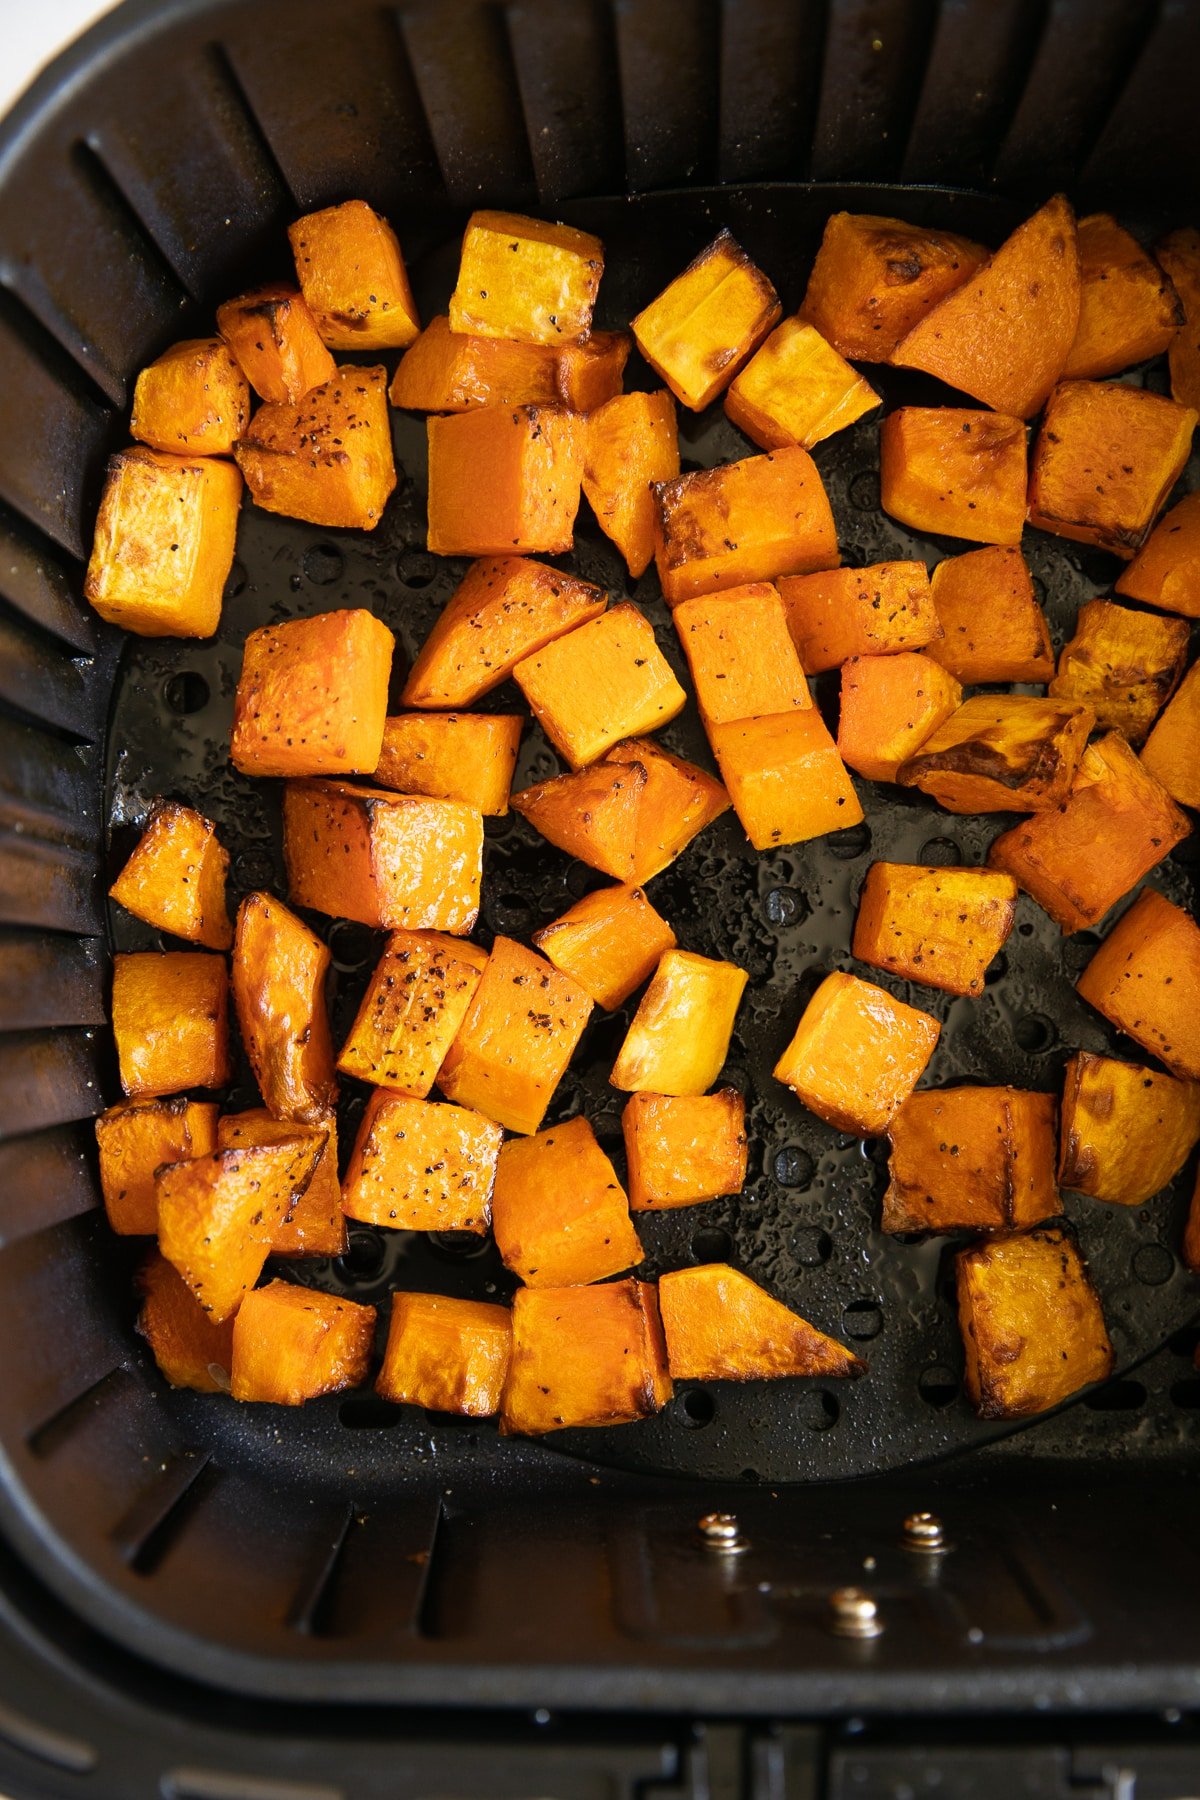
left=926, top=547, right=1054, bottom=685
left=532, top=883, right=676, bottom=1011
left=376, top=1293, right=511, bottom=1416
left=853, top=861, right=1017, bottom=997
left=230, top=609, right=394, bottom=779
left=1115, top=490, right=1200, bottom=620
left=373, top=712, right=522, bottom=816
left=514, top=602, right=685, bottom=768
left=654, top=446, right=839, bottom=604
left=1188, top=1166, right=1200, bottom=1273
left=84, top=446, right=241, bottom=638
left=108, top=799, right=232, bottom=950
left=288, top=199, right=419, bottom=350
left=800, top=212, right=987, bottom=361
left=883, top=1087, right=1058, bottom=1233
left=1076, top=887, right=1200, bottom=1080
left=958, top=1228, right=1113, bottom=1419
left=231, top=1280, right=376, bottom=1405
left=341, top=1091, right=502, bottom=1231
left=235, top=364, right=396, bottom=530
left=130, top=337, right=249, bottom=455
left=725, top=317, right=879, bottom=450
left=1028, top=380, right=1197, bottom=559
left=336, top=930, right=487, bottom=1096
left=673, top=583, right=811, bottom=728
left=632, top=228, right=780, bottom=411
left=449, top=209, right=603, bottom=347
left=779, top=561, right=941, bottom=673
left=216, top=1110, right=344, bottom=1259
left=610, top=949, right=748, bottom=1097
left=426, top=405, right=584, bottom=556
left=216, top=283, right=336, bottom=404
left=95, top=1097, right=218, bottom=1236
left=837, top=653, right=962, bottom=785
left=582, top=390, right=680, bottom=579
left=1141, top=660, right=1200, bottom=809
left=774, top=970, right=940, bottom=1136
left=879, top=407, right=1028, bottom=548
left=898, top=695, right=1094, bottom=815
left=437, top=935, right=592, bottom=1135
left=622, top=1088, right=747, bottom=1211
left=137, top=1250, right=235, bottom=1393
left=659, top=1264, right=863, bottom=1382
left=500, top=1279, right=671, bottom=1435
left=1155, top=228, right=1200, bottom=410
left=390, top=315, right=628, bottom=414
left=1049, top=599, right=1188, bottom=745
left=1062, top=214, right=1182, bottom=380
left=710, top=709, right=863, bottom=850
left=111, top=952, right=231, bottom=1099
left=491, top=1115, right=643, bottom=1288
left=232, top=892, right=337, bottom=1124
left=1059, top=1051, right=1200, bottom=1207
left=282, top=779, right=482, bottom=933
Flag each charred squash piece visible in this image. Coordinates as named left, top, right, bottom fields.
left=774, top=970, right=940, bottom=1136
left=632, top=228, right=781, bottom=411
left=610, top=950, right=748, bottom=1097
left=879, top=408, right=1027, bottom=547
left=582, top=390, right=680, bottom=578
left=501, top=1279, right=672, bottom=1435
left=1062, top=214, right=1182, bottom=380
left=231, top=1280, right=376, bottom=1405
left=725, top=318, right=878, bottom=450
left=235, top=365, right=396, bottom=530
left=533, top=883, right=675, bottom=1011
left=1048, top=598, right=1188, bottom=746
left=897, top=695, right=1094, bottom=815
left=137, top=1250, right=235, bottom=1392
left=232, top=891, right=337, bottom=1125
left=377, top=1293, right=511, bottom=1416
left=514, top=602, right=686, bottom=768
left=710, top=709, right=863, bottom=849
left=95, top=1098, right=218, bottom=1236
left=426, top=405, right=585, bottom=556
left=217, top=284, right=335, bottom=404
left=289, top=199, right=419, bottom=350
left=491, top=1115, right=643, bottom=1288
left=837, top=653, right=963, bottom=785
left=216, top=1110, right=345, bottom=1258
left=883, top=1087, right=1058, bottom=1233
left=853, top=861, right=1017, bottom=997
left=341, top=1092, right=501, bottom=1231
left=779, top=561, right=941, bottom=672
left=926, top=547, right=1054, bottom=685
left=658, top=1264, right=864, bottom=1381
left=230, top=609, right=394, bottom=779
left=1075, top=888, right=1200, bottom=1080
left=109, top=799, right=232, bottom=950
left=336, top=931, right=488, bottom=1097
left=373, top=712, right=522, bottom=816
left=653, top=447, right=839, bottom=604
left=450, top=210, right=603, bottom=346
left=1059, top=1051, right=1200, bottom=1206
left=111, top=952, right=231, bottom=1099
left=623, top=1088, right=747, bottom=1211
left=957, top=1228, right=1113, bottom=1419
left=800, top=212, right=987, bottom=360
left=1115, top=490, right=1200, bottom=619
left=1141, top=660, right=1200, bottom=809
left=131, top=337, right=249, bottom=455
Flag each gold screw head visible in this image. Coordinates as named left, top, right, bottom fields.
left=902, top=1511, right=947, bottom=1552
left=698, top=1511, right=750, bottom=1553
left=828, top=1586, right=883, bottom=1638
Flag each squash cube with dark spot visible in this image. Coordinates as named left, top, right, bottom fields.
left=1115, top=490, right=1200, bottom=619
left=632, top=227, right=780, bottom=411
left=137, top=1250, right=235, bottom=1393
left=217, top=1110, right=345, bottom=1259
left=800, top=211, right=986, bottom=361
left=879, top=407, right=1027, bottom=547
left=710, top=709, right=863, bottom=850
left=1142, top=660, right=1200, bottom=809
left=492, top=1116, right=643, bottom=1288
left=426, top=405, right=585, bottom=556
left=852, top=861, right=1017, bottom=997
left=109, top=798, right=231, bottom=950
left=654, top=446, right=839, bottom=604
left=533, top=883, right=676, bottom=1011
left=373, top=712, right=523, bottom=816
left=725, top=318, right=879, bottom=450
left=1062, top=213, right=1182, bottom=381
left=926, top=546, right=1055, bottom=685
left=501, top=1279, right=672, bottom=1435
left=1048, top=598, right=1188, bottom=745
left=623, top=1088, right=747, bottom=1211
left=232, top=891, right=338, bottom=1125
left=231, top=1280, right=376, bottom=1406
left=1155, top=228, right=1200, bottom=411
left=111, top=952, right=231, bottom=1099
left=336, top=930, right=488, bottom=1097
left=774, top=970, right=940, bottom=1137
left=235, top=364, right=396, bottom=531
left=837, top=653, right=962, bottom=785
left=231, top=609, right=394, bottom=780
left=658, top=1264, right=864, bottom=1381
left=1059, top=1051, right=1200, bottom=1207
left=779, top=561, right=942, bottom=673
left=216, top=283, right=335, bottom=404
left=514, top=602, right=685, bottom=768
left=883, top=1086, right=1059, bottom=1233
left=377, top=1293, right=511, bottom=1417
left=898, top=694, right=1094, bottom=815
left=1076, top=888, right=1200, bottom=1081
left=673, top=582, right=811, bottom=728
left=95, top=1097, right=218, bottom=1236
left=341, top=1092, right=502, bottom=1231
left=449, top=209, right=603, bottom=347
left=130, top=336, right=249, bottom=455
left=611, top=949, right=747, bottom=1098
left=289, top=199, right=420, bottom=350
left=582, top=389, right=679, bottom=578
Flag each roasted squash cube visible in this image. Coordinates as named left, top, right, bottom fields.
left=610, top=949, right=747, bottom=1097
left=779, top=561, right=941, bottom=673
left=112, top=952, right=231, bottom=1099
left=337, top=930, right=487, bottom=1096
left=659, top=1264, right=863, bottom=1382
left=533, top=883, right=676, bottom=1011
left=231, top=1280, right=375, bottom=1405
left=1184, top=1164, right=1200, bottom=1273
left=837, top=653, right=963, bottom=785
left=582, top=390, right=680, bottom=579
left=958, top=1228, right=1113, bottom=1419
left=137, top=1249, right=235, bottom=1392
left=282, top=779, right=482, bottom=933
left=673, top=582, right=811, bottom=728
left=800, top=212, right=987, bottom=361
left=1076, top=888, right=1200, bottom=1080
left=390, top=315, right=627, bottom=414
left=449, top=209, right=603, bottom=347
left=623, top=1088, right=747, bottom=1211
left=1141, top=659, right=1200, bottom=809
left=289, top=199, right=419, bottom=350
left=230, top=609, right=394, bottom=779
left=514, top=602, right=685, bottom=768
left=879, top=407, right=1027, bottom=548
left=556, top=332, right=632, bottom=410
left=654, top=446, right=839, bottom=604
left=235, top=364, right=396, bottom=531
left=725, top=317, right=879, bottom=451
left=130, top=337, right=249, bottom=455
left=898, top=695, right=1094, bottom=814
left=1049, top=598, right=1187, bottom=745
left=501, top=1279, right=671, bottom=1435
left=232, top=892, right=337, bottom=1125
left=632, top=228, right=781, bottom=411
left=341, top=1091, right=502, bottom=1231
left=1062, top=214, right=1182, bottom=380
left=426, top=405, right=584, bottom=556
left=926, top=547, right=1055, bottom=685
left=710, top=709, right=864, bottom=850
left=1155, top=228, right=1200, bottom=411
left=1115, top=490, right=1200, bottom=619
left=491, top=1116, right=643, bottom=1288
left=84, top=446, right=241, bottom=638
left=774, top=970, right=940, bottom=1136
left=377, top=1292, right=511, bottom=1416
left=109, top=799, right=231, bottom=950
left=373, top=712, right=522, bottom=816
left=216, top=283, right=336, bottom=404
left=216, top=1110, right=345, bottom=1258
left=95, top=1097, right=218, bottom=1236
left=883, top=1087, right=1058, bottom=1233
left=1059, top=1051, right=1200, bottom=1207
left=853, top=862, right=1017, bottom=997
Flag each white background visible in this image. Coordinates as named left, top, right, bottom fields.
left=1, top=2, right=121, bottom=123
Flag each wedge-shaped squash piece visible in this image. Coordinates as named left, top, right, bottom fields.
left=450, top=209, right=603, bottom=347
left=109, top=799, right=232, bottom=950
left=800, top=212, right=987, bottom=361
left=337, top=930, right=488, bottom=1096
left=673, top=583, right=811, bottom=728
left=216, top=283, right=335, bottom=404
left=1141, top=660, right=1200, bottom=809
left=958, top=1228, right=1113, bottom=1419
left=989, top=734, right=1191, bottom=932
left=853, top=862, right=1017, bottom=997
left=231, top=1280, right=376, bottom=1405
left=711, top=710, right=863, bottom=849
left=533, top=883, right=676, bottom=1011
left=437, top=936, right=593, bottom=1135
left=112, top=952, right=231, bottom=1099
left=1059, top=1051, right=1200, bottom=1207
left=774, top=970, right=940, bottom=1136
left=659, top=1264, right=864, bottom=1381
left=654, top=447, right=838, bottom=604
left=289, top=199, right=419, bottom=350
left=131, top=337, right=249, bottom=455
left=373, top=712, right=522, bottom=816
left=390, top=315, right=628, bottom=414
left=1115, top=490, right=1200, bottom=619
left=514, top=603, right=686, bottom=768
left=137, top=1250, right=235, bottom=1392
left=341, top=1092, right=502, bottom=1230
left=837, top=653, right=962, bottom=785
left=892, top=195, right=1080, bottom=417
left=582, top=390, right=680, bottom=579
left=232, top=892, right=337, bottom=1124
left=236, top=364, right=396, bottom=530
left=282, top=780, right=482, bottom=933
left=1049, top=598, right=1188, bottom=745
left=95, top=1097, right=218, bottom=1236
left=427, top=405, right=584, bottom=556
left=1155, top=228, right=1200, bottom=411
left=501, top=1279, right=671, bottom=1435
left=623, top=1088, right=747, bottom=1211
left=779, top=561, right=941, bottom=672
left=632, top=228, right=781, bottom=411
left=491, top=1116, right=643, bottom=1288
left=1028, top=381, right=1197, bottom=559
left=84, top=447, right=241, bottom=638
left=216, top=1110, right=345, bottom=1258
left=898, top=695, right=1094, bottom=815
left=610, top=950, right=747, bottom=1097
left=377, top=1293, right=511, bottom=1416
left=1076, top=888, right=1200, bottom=1080
left=879, top=408, right=1027, bottom=547
left=926, top=547, right=1054, bottom=684
left=1062, top=214, right=1182, bottom=380
left=231, top=609, right=394, bottom=779
left=725, top=318, right=879, bottom=450
left=883, top=1087, right=1058, bottom=1233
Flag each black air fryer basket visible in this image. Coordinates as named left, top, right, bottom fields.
left=1, top=1, right=1199, bottom=1793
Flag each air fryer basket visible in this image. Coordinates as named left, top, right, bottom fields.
left=1, top=0, right=1199, bottom=1744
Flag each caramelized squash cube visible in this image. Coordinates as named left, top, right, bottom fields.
left=235, top=364, right=396, bottom=531
left=426, top=405, right=584, bottom=556
left=710, top=709, right=863, bottom=850
left=1060, top=1051, right=1200, bottom=1207
left=390, top=315, right=628, bottom=413
left=623, top=1088, right=747, bottom=1211
left=773, top=970, right=940, bottom=1136
left=659, top=1264, right=864, bottom=1381
left=109, top=799, right=231, bottom=950
left=216, top=1110, right=344, bottom=1258
left=632, top=228, right=781, bottom=411
left=1154, top=228, right=1200, bottom=411
left=533, top=883, right=676, bottom=1011
left=853, top=861, right=1017, bottom=997
left=232, top=892, right=337, bottom=1125
left=514, top=603, right=685, bottom=768
left=837, top=653, right=963, bottom=784
left=289, top=199, right=419, bottom=350
left=958, top=1228, right=1113, bottom=1419
left=898, top=695, right=1094, bottom=814
left=879, top=407, right=1027, bottom=547
left=1141, top=659, right=1200, bottom=809
left=231, top=1280, right=375, bottom=1405
left=556, top=332, right=632, bottom=409
left=654, top=446, right=838, bottom=603
left=1076, top=888, right=1200, bottom=1080
left=95, top=1097, right=218, bottom=1236
left=341, top=1091, right=502, bottom=1231
left=230, top=609, right=394, bottom=779
left=137, top=1249, right=235, bottom=1392
left=373, top=712, right=522, bottom=816
left=1062, top=214, right=1182, bottom=380
left=883, top=1086, right=1058, bottom=1233
left=1115, top=490, right=1200, bottom=619
left=673, top=582, right=811, bottom=727
left=492, top=1115, right=643, bottom=1288
left=336, top=930, right=487, bottom=1096
left=501, top=1279, right=671, bottom=1434
left=449, top=210, right=603, bottom=347
left=725, top=317, right=878, bottom=451
left=582, top=390, right=680, bottom=578
left=1049, top=598, right=1188, bottom=745
left=800, top=212, right=987, bottom=361
left=779, top=561, right=941, bottom=673
left=610, top=949, right=747, bottom=1097
left=377, top=1292, right=511, bottom=1416
left=112, top=952, right=231, bottom=1099
left=216, top=283, right=336, bottom=404
left=927, top=547, right=1054, bottom=684
left=130, top=337, right=249, bottom=455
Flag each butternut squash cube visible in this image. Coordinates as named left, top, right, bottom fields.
left=1184, top=1163, right=1200, bottom=1273
left=231, top=1280, right=376, bottom=1405
left=373, top=711, right=521, bottom=816
left=390, top=315, right=628, bottom=414
left=853, top=861, right=1017, bottom=997
left=632, top=227, right=781, bottom=411
left=1076, top=887, right=1200, bottom=1080
left=341, top=1091, right=502, bottom=1231
left=108, top=799, right=232, bottom=950
left=1049, top=598, right=1188, bottom=744
left=84, top=446, right=241, bottom=638
left=879, top=407, right=1027, bottom=548
left=95, top=1097, right=218, bottom=1236
left=130, top=337, right=249, bottom=455
left=898, top=695, right=1094, bottom=815
left=282, top=779, right=482, bottom=934
left=337, top=930, right=487, bottom=1096
left=1062, top=214, right=1182, bottom=380
left=610, top=949, right=748, bottom=1097
left=1155, top=228, right=1200, bottom=411
left=556, top=333, right=632, bottom=410
left=437, top=935, right=592, bottom=1135
left=582, top=390, right=680, bottom=579
left=1141, top=660, right=1200, bottom=809
left=514, top=602, right=685, bottom=768
left=958, top=1228, right=1113, bottom=1419
left=883, top=1087, right=1058, bottom=1233
left=654, top=446, right=839, bottom=604
left=377, top=1292, right=511, bottom=1416
left=779, top=561, right=941, bottom=673
left=926, top=547, right=1054, bottom=684
left=289, top=199, right=419, bottom=350
left=232, top=891, right=337, bottom=1125
left=659, top=1264, right=864, bottom=1382
left=533, top=883, right=676, bottom=1011
left=1059, top=1051, right=1200, bottom=1207
left=216, top=1110, right=345, bottom=1258
left=710, top=709, right=863, bottom=850
left=216, top=283, right=335, bottom=404
left=137, top=1249, right=235, bottom=1393
left=501, top=1279, right=671, bottom=1435
left=426, top=405, right=584, bottom=556
left=773, top=970, right=940, bottom=1136
left=1115, top=490, right=1200, bottom=619
left=230, top=609, right=394, bottom=779
left=235, top=364, right=396, bottom=531
left=112, top=952, right=231, bottom=1099
left=449, top=209, right=603, bottom=347
left=673, top=583, right=811, bottom=728
left=1028, top=380, right=1197, bottom=559
left=491, top=1116, right=643, bottom=1288
left=837, top=653, right=963, bottom=785
left=725, top=317, right=879, bottom=450
left=622, top=1088, right=747, bottom=1211
left=800, top=212, right=987, bottom=361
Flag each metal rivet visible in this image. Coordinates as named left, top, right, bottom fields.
left=902, top=1511, right=947, bottom=1553
left=698, top=1512, right=750, bottom=1554
left=828, top=1586, right=883, bottom=1638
